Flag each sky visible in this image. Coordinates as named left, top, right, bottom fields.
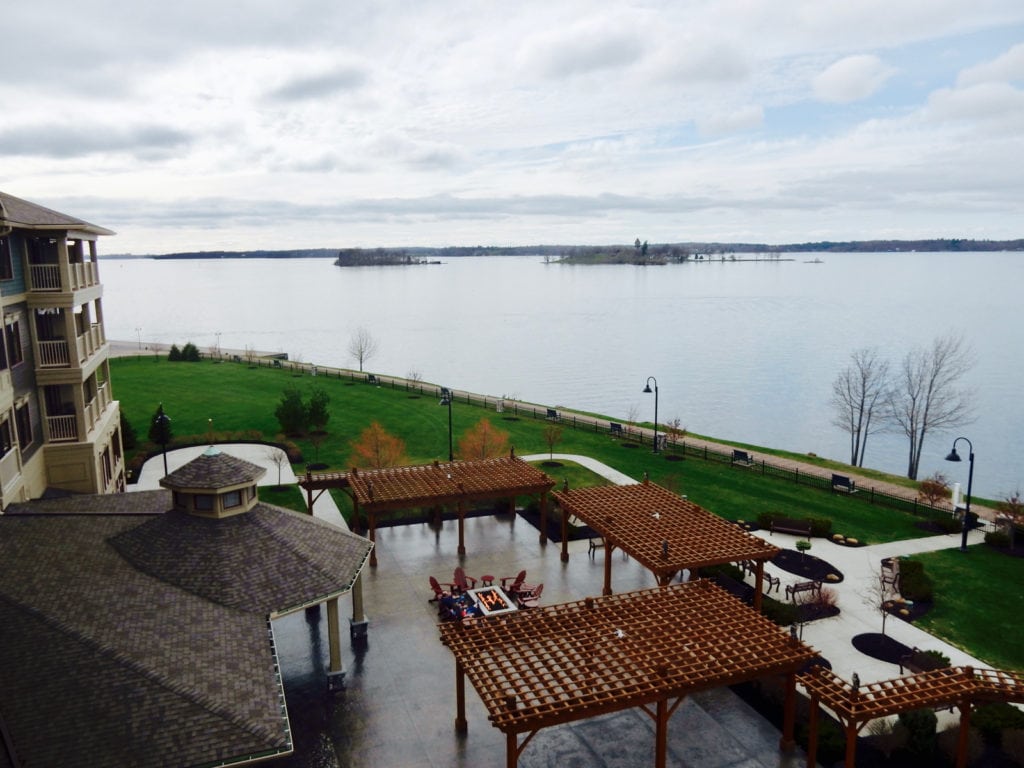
left=2, top=1, right=1023, bottom=254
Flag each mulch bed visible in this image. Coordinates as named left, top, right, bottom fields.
left=883, top=599, right=932, bottom=622
left=771, top=549, right=844, bottom=583
left=852, top=632, right=913, bottom=665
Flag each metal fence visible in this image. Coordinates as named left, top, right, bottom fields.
left=220, top=352, right=956, bottom=523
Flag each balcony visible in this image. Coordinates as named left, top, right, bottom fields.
left=36, top=325, right=106, bottom=369
left=28, top=261, right=99, bottom=293
left=46, top=414, right=78, bottom=443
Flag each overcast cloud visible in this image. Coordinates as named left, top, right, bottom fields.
left=2, top=1, right=1022, bottom=253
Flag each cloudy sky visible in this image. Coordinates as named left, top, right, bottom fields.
left=3, top=1, right=1023, bottom=253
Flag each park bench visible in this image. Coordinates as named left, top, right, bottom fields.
left=764, top=573, right=781, bottom=594
left=367, top=374, right=379, bottom=385
left=546, top=408, right=559, bottom=421
left=731, top=449, right=754, bottom=466
left=609, top=422, right=624, bottom=438
left=832, top=473, right=856, bottom=494
left=785, top=580, right=822, bottom=602
left=769, top=518, right=812, bottom=537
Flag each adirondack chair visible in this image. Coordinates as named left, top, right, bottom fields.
left=517, top=582, right=544, bottom=608
left=429, top=575, right=454, bottom=602
left=453, top=567, right=476, bottom=593
left=500, top=570, right=527, bottom=598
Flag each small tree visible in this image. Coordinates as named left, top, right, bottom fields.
left=307, top=386, right=331, bottom=432
left=181, top=341, right=201, bottom=361
left=350, top=421, right=407, bottom=469
left=996, top=490, right=1024, bottom=549
left=543, top=424, right=563, bottom=460
left=265, top=446, right=288, bottom=487
left=830, top=347, right=890, bottom=467
left=168, top=344, right=182, bottom=362
left=148, top=403, right=173, bottom=445
left=274, top=384, right=309, bottom=436
left=665, top=417, right=687, bottom=447
left=348, top=326, right=379, bottom=372
left=456, top=418, right=510, bottom=460
left=119, top=411, right=137, bottom=451
left=863, top=567, right=896, bottom=636
left=917, top=472, right=951, bottom=507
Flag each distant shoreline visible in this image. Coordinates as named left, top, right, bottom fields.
left=103, top=238, right=1024, bottom=260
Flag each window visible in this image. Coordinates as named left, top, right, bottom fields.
left=194, top=494, right=214, bottom=512
left=0, top=238, right=12, bottom=281
left=15, top=401, right=32, bottom=449
left=0, top=418, right=13, bottom=458
left=223, top=490, right=242, bottom=508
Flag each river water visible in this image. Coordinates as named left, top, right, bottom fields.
left=100, top=251, right=1022, bottom=498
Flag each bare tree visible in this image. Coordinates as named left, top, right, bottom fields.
left=264, top=446, right=288, bottom=488
left=543, top=424, right=563, bottom=460
left=348, top=326, right=379, bottom=372
left=887, top=335, right=975, bottom=480
left=831, top=347, right=890, bottom=466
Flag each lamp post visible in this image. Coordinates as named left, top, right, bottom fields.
left=642, top=376, right=659, bottom=453
left=153, top=405, right=172, bottom=477
left=945, top=436, right=974, bottom=552
left=439, top=388, right=454, bottom=461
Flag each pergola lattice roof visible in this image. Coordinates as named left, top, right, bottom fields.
left=302, top=454, right=555, bottom=511
left=440, top=580, right=817, bottom=735
left=801, top=665, right=1024, bottom=727
left=553, top=481, right=778, bottom=578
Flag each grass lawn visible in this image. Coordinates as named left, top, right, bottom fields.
left=906, top=546, right=1024, bottom=670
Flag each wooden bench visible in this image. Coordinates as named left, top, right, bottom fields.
left=764, top=573, right=781, bottom=594
left=731, top=449, right=754, bottom=466
left=832, top=473, right=856, bottom=493
left=785, top=580, right=822, bottom=602
left=609, top=422, right=624, bottom=438
left=367, top=374, right=379, bottom=385
left=546, top=408, right=559, bottom=421
left=769, top=518, right=812, bottom=537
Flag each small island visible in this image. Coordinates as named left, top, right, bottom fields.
left=334, top=249, right=438, bottom=267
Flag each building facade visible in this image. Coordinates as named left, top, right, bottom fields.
left=0, top=191, right=124, bottom=506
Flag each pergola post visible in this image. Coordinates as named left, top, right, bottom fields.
left=368, top=510, right=377, bottom=567
left=559, top=497, right=569, bottom=562
left=602, top=541, right=613, bottom=595
left=351, top=499, right=362, bottom=535
left=455, top=662, right=467, bottom=733
left=844, top=722, right=858, bottom=767
left=753, top=560, right=765, bottom=612
left=654, top=698, right=669, bottom=768
left=457, top=500, right=466, bottom=555
left=956, top=700, right=972, bottom=768
left=506, top=732, right=517, bottom=768
left=780, top=671, right=796, bottom=751
left=806, top=694, right=820, bottom=767
left=538, top=491, right=548, bottom=545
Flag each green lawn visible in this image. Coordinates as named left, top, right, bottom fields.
left=110, top=356, right=1024, bottom=669
left=906, top=547, right=1024, bottom=670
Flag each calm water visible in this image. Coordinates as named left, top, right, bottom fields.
left=101, top=252, right=1022, bottom=498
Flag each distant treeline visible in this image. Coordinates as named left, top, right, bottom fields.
left=120, top=238, right=1023, bottom=261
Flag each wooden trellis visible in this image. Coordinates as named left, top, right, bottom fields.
left=800, top=664, right=1024, bottom=768
left=300, top=452, right=555, bottom=566
left=440, top=580, right=818, bottom=768
left=553, top=479, right=779, bottom=606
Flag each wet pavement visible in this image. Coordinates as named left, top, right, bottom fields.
left=264, top=512, right=812, bottom=767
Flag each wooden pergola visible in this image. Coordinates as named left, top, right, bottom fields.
left=440, top=580, right=818, bottom=768
left=300, top=452, right=555, bottom=567
left=800, top=664, right=1024, bottom=768
left=553, top=479, right=779, bottom=609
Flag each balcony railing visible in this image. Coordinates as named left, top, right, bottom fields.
left=0, top=448, right=20, bottom=493
left=28, top=261, right=99, bottom=293
left=47, top=414, right=78, bottom=442
left=38, top=339, right=71, bottom=368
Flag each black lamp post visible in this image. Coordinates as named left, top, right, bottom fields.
left=945, top=436, right=974, bottom=552
left=439, top=388, right=454, bottom=462
left=643, top=376, right=659, bottom=453
left=153, top=405, right=172, bottom=477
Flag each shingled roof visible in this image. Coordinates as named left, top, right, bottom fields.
left=160, top=445, right=266, bottom=491
left=0, top=449, right=373, bottom=768
left=0, top=190, right=115, bottom=236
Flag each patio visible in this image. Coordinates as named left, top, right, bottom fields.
left=269, top=510, right=815, bottom=767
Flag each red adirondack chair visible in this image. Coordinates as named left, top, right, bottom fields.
left=429, top=575, right=455, bottom=602
left=517, top=582, right=544, bottom=608
left=453, top=567, right=476, bottom=593
left=500, top=570, right=527, bottom=598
